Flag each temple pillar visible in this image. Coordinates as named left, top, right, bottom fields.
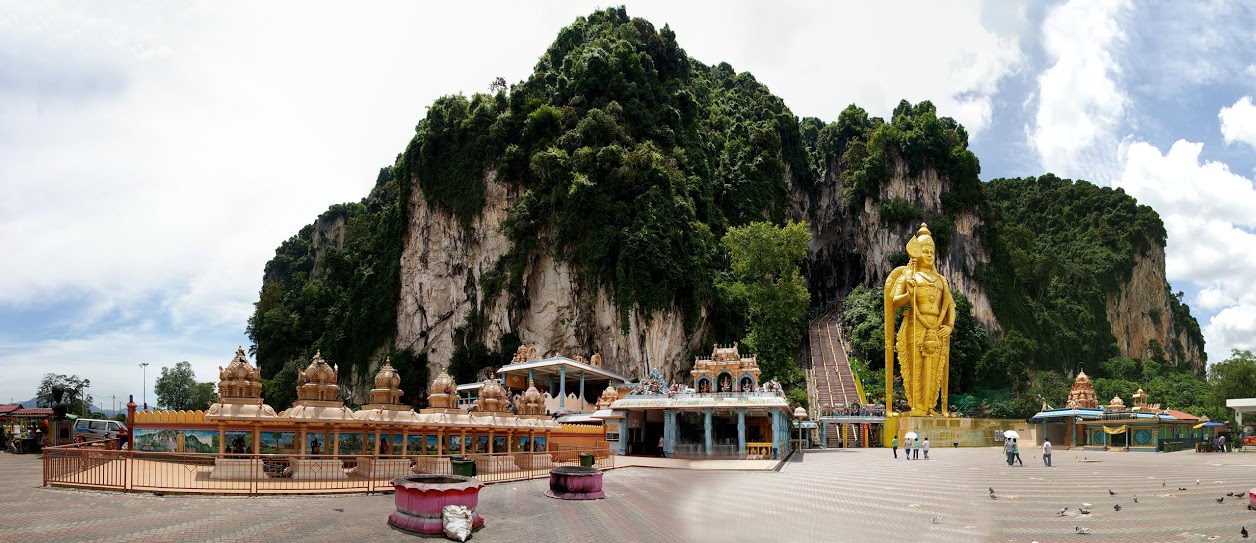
left=559, top=365, right=567, bottom=411
left=579, top=370, right=585, bottom=411
left=460, top=429, right=467, bottom=455
left=437, top=429, right=444, bottom=455
left=704, top=410, right=713, bottom=456
left=771, top=412, right=781, bottom=456
left=737, top=410, right=746, bottom=456
left=251, top=424, right=260, bottom=455
left=218, top=425, right=226, bottom=455
left=663, top=410, right=677, bottom=458
left=489, top=430, right=495, bottom=454
left=374, top=428, right=382, bottom=455
left=298, top=427, right=307, bottom=455
left=819, top=420, right=826, bottom=448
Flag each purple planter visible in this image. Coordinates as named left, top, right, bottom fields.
left=388, top=474, right=484, bottom=535
left=544, top=466, right=605, bottom=500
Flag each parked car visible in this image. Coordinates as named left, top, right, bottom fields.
left=72, top=419, right=126, bottom=441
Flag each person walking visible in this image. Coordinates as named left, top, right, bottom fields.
left=1042, top=438, right=1052, bottom=466
left=905, top=437, right=912, bottom=460
left=922, top=437, right=930, bottom=460
left=892, top=436, right=898, bottom=458
left=913, top=438, right=921, bottom=459
left=1012, top=438, right=1024, bottom=466
left=1004, top=438, right=1014, bottom=466
left=1218, top=434, right=1226, bottom=452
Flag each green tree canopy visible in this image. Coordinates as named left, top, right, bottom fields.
left=36, top=373, right=93, bottom=416
left=154, top=361, right=217, bottom=411
left=1209, top=349, right=1256, bottom=410
left=717, top=220, right=811, bottom=401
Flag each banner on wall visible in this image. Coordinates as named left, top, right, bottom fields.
left=1102, top=425, right=1127, bottom=435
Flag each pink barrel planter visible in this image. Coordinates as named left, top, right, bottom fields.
left=388, top=474, right=484, bottom=535
left=544, top=466, right=605, bottom=500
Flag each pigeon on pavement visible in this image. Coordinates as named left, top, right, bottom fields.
left=1108, top=489, right=1116, bottom=496
left=1074, top=526, right=1091, bottom=534
left=1078, top=508, right=1091, bottom=515
left=1114, top=504, right=1121, bottom=511
left=931, top=515, right=943, bottom=524
left=1133, top=496, right=1138, bottom=504
left=1057, top=507, right=1068, bottom=516
left=1217, top=497, right=1226, bottom=504
left=1241, top=526, right=1248, bottom=538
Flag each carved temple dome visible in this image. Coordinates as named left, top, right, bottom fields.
left=475, top=378, right=508, bottom=413
left=296, top=351, right=340, bottom=402
left=596, top=383, right=619, bottom=409
left=218, top=346, right=262, bottom=400
left=517, top=380, right=546, bottom=416
left=427, top=367, right=458, bottom=409
left=1107, top=395, right=1126, bottom=411
left=367, top=357, right=404, bottom=406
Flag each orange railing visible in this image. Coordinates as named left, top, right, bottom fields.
left=43, top=443, right=612, bottom=495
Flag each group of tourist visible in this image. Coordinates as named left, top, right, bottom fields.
left=890, top=436, right=929, bottom=460
left=819, top=404, right=886, bottom=418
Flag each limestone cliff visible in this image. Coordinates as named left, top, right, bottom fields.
left=797, top=159, right=998, bottom=333
left=1107, top=243, right=1206, bottom=372
left=395, top=172, right=708, bottom=385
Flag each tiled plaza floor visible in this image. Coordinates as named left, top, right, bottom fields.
left=3, top=447, right=1255, bottom=542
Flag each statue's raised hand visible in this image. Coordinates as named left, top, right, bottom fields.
left=938, top=325, right=953, bottom=339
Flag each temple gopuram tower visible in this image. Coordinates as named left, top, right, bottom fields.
left=1064, top=370, right=1099, bottom=409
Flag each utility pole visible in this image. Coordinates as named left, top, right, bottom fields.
left=139, top=362, right=149, bottom=410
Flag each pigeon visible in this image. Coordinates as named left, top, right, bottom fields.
left=1217, top=497, right=1226, bottom=504
left=1074, top=526, right=1091, bottom=534
left=1057, top=507, right=1069, bottom=516
left=989, top=486, right=995, bottom=494
left=1241, top=526, right=1248, bottom=538
left=990, top=494, right=998, bottom=500
left=1109, top=489, right=1116, bottom=496
left=1113, top=504, right=1121, bottom=511
left=931, top=515, right=943, bottom=524
left=1162, top=480, right=1167, bottom=487
left=1133, top=496, right=1138, bottom=504
left=1178, top=487, right=1188, bottom=491
left=1197, top=479, right=1201, bottom=485
left=1079, top=508, right=1091, bottom=515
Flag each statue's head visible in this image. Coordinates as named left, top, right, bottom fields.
left=906, top=223, right=936, bottom=268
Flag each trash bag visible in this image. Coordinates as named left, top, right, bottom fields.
left=442, top=505, right=473, bottom=542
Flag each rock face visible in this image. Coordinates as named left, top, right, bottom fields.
left=1107, top=243, right=1205, bottom=373
left=396, top=173, right=708, bottom=385
left=796, top=160, right=998, bottom=333
left=393, top=159, right=1197, bottom=389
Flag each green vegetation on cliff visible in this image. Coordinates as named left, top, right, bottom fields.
left=399, top=7, right=811, bottom=327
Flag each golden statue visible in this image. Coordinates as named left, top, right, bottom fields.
left=884, top=223, right=955, bottom=416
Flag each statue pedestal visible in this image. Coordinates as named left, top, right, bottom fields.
left=209, top=458, right=266, bottom=480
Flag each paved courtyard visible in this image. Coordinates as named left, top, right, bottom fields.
left=3, top=447, right=1255, bottom=542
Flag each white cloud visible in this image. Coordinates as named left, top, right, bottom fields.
left=1029, top=0, right=1130, bottom=182
left=1118, top=138, right=1256, bottom=364
left=1219, top=96, right=1256, bottom=149
left=0, top=327, right=239, bottom=408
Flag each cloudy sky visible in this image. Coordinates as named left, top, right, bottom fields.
left=2, top=0, right=1254, bottom=408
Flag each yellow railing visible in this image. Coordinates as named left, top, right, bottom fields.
left=745, top=442, right=772, bottom=457
left=558, top=423, right=604, bottom=434
left=134, top=410, right=207, bottom=424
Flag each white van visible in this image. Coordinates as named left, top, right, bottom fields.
left=72, top=418, right=127, bottom=441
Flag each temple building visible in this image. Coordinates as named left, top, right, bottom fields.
left=1030, top=373, right=1211, bottom=452
left=145, top=347, right=575, bottom=479
left=605, top=344, right=794, bottom=459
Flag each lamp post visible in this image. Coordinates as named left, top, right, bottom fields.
left=139, top=362, right=149, bottom=410
left=794, top=406, right=807, bottom=457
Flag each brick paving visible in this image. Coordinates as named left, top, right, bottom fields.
left=4, top=448, right=1255, bottom=542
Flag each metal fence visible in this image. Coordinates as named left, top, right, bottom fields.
left=43, top=441, right=612, bottom=495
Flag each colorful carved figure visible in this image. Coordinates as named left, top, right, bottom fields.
left=884, top=223, right=956, bottom=416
